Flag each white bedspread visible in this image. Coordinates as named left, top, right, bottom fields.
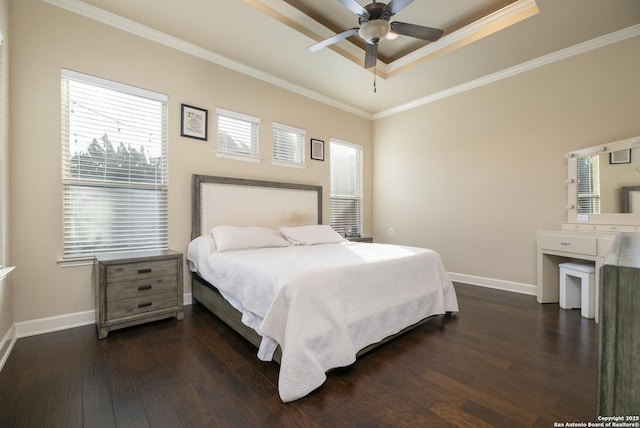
left=187, top=237, right=459, bottom=402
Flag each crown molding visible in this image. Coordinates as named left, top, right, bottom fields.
left=243, top=0, right=367, bottom=68
left=385, top=0, right=539, bottom=77
left=249, top=0, right=539, bottom=79
left=42, top=0, right=373, bottom=119
left=373, top=23, right=640, bottom=120
left=41, top=0, right=640, bottom=120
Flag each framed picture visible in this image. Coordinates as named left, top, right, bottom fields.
left=181, top=104, right=208, bottom=140
left=610, top=149, right=631, bottom=164
left=311, top=138, right=324, bottom=161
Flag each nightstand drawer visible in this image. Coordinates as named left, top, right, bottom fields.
left=106, top=258, right=178, bottom=282
left=107, top=291, right=178, bottom=320
left=106, top=275, right=177, bottom=302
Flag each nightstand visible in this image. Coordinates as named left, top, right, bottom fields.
left=94, top=249, right=184, bottom=339
left=347, top=236, right=373, bottom=243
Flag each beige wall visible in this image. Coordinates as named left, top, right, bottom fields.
left=0, top=0, right=11, bottom=342
left=373, top=36, right=640, bottom=286
left=8, top=0, right=372, bottom=323
left=6, top=0, right=640, bottom=328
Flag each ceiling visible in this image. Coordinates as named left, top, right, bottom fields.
left=50, top=0, right=640, bottom=118
left=281, top=0, right=518, bottom=65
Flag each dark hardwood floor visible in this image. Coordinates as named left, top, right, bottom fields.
left=0, top=283, right=598, bottom=427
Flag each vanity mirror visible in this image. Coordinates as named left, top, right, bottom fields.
left=567, top=135, right=640, bottom=226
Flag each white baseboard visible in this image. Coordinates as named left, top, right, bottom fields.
left=0, top=324, right=17, bottom=372
left=449, top=272, right=537, bottom=296
left=14, top=293, right=194, bottom=339
left=14, top=309, right=96, bottom=338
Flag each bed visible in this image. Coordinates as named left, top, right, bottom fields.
left=187, top=174, right=459, bottom=402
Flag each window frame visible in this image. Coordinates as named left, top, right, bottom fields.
left=272, top=122, right=306, bottom=169
left=329, top=138, right=363, bottom=237
left=60, top=69, right=169, bottom=261
left=216, top=108, right=261, bottom=163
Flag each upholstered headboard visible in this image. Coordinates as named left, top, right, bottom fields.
left=191, top=175, right=322, bottom=239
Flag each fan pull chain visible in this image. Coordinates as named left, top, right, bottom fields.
left=373, top=67, right=377, bottom=93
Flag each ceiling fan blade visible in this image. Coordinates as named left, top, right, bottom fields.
left=308, top=28, right=359, bottom=52
left=337, top=0, right=368, bottom=17
left=364, top=42, right=378, bottom=68
left=390, top=21, right=444, bottom=42
left=384, top=0, right=414, bottom=16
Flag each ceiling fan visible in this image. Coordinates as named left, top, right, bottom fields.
left=308, top=0, right=445, bottom=68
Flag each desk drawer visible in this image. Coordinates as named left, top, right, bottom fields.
left=107, top=291, right=178, bottom=320
left=106, top=259, right=178, bottom=282
left=562, top=223, right=595, bottom=231
left=595, top=224, right=635, bottom=233
left=539, top=234, right=597, bottom=256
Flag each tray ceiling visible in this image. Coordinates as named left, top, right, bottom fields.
left=48, top=0, right=640, bottom=117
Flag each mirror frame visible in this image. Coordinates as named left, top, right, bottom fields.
left=567, top=135, right=640, bottom=225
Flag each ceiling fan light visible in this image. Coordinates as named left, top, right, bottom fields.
left=358, top=19, right=390, bottom=43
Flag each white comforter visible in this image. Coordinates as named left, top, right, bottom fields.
left=187, top=237, right=459, bottom=402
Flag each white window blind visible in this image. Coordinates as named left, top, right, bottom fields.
left=61, top=69, right=168, bottom=258
left=330, top=139, right=363, bottom=237
left=577, top=155, right=601, bottom=214
left=272, top=122, right=305, bottom=166
left=217, top=108, right=260, bottom=160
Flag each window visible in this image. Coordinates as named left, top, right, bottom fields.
left=272, top=122, right=306, bottom=168
left=577, top=155, right=600, bottom=214
left=216, top=108, right=260, bottom=162
left=330, top=139, right=363, bottom=237
left=61, top=69, right=168, bottom=258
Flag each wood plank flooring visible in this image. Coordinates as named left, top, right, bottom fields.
left=0, top=283, right=599, bottom=427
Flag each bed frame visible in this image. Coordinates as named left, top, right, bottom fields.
left=190, top=174, right=439, bottom=364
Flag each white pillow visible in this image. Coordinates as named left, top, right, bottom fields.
left=280, top=225, right=347, bottom=246
left=211, top=226, right=290, bottom=252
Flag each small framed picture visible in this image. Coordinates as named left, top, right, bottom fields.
left=181, top=104, right=208, bottom=140
left=610, top=149, right=631, bottom=164
left=311, top=138, right=324, bottom=161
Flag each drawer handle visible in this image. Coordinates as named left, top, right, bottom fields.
left=138, top=302, right=152, bottom=308
left=560, top=242, right=571, bottom=246
left=138, top=268, right=152, bottom=274
left=138, top=285, right=152, bottom=291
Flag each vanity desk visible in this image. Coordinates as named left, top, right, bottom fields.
left=538, top=134, right=640, bottom=323
left=537, top=228, right=616, bottom=322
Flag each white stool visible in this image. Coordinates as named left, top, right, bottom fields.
left=559, top=262, right=596, bottom=319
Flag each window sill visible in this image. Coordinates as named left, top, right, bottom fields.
left=57, top=257, right=95, bottom=268
left=216, top=152, right=262, bottom=163
left=0, top=266, right=15, bottom=281
left=271, top=160, right=307, bottom=170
